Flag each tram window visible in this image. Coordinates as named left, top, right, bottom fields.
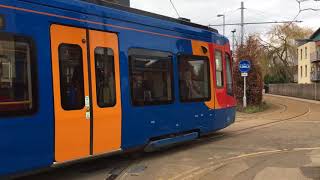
left=94, top=47, right=116, bottom=107
left=58, top=44, right=85, bottom=110
left=215, top=50, right=224, bottom=88
left=178, top=55, right=211, bottom=102
left=225, top=53, right=233, bottom=96
left=129, top=51, right=174, bottom=106
left=0, top=35, right=36, bottom=114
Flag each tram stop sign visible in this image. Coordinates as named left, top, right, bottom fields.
left=239, top=60, right=251, bottom=77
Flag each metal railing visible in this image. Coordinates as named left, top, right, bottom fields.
left=311, top=52, right=320, bottom=62
left=311, top=71, right=320, bottom=81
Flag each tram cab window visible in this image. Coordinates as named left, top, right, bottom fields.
left=215, top=50, right=224, bottom=88
left=0, top=34, right=36, bottom=114
left=225, top=53, right=233, bottom=96
left=58, top=44, right=85, bottom=110
left=129, top=49, right=174, bottom=106
left=94, top=47, right=116, bottom=107
left=178, top=55, right=211, bottom=102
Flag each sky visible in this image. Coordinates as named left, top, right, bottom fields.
left=130, top=0, right=320, bottom=41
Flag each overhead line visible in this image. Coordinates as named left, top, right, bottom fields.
left=209, top=20, right=303, bottom=27
left=169, top=0, right=181, bottom=18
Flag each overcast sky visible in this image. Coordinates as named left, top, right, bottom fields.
left=130, top=0, right=320, bottom=41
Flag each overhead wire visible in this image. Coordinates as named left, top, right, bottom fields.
left=285, top=0, right=320, bottom=27
left=169, top=0, right=181, bottom=18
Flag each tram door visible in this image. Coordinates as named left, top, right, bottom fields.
left=51, top=25, right=122, bottom=162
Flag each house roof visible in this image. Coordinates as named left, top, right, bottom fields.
left=296, top=39, right=312, bottom=46
left=310, top=28, right=320, bottom=41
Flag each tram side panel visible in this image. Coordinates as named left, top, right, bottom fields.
left=0, top=1, right=54, bottom=176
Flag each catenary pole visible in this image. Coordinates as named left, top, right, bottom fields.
left=231, top=29, right=236, bottom=53
left=240, top=1, right=245, bottom=45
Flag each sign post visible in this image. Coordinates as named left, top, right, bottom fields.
left=239, top=60, right=251, bottom=108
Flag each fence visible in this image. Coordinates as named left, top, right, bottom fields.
left=269, top=83, right=320, bottom=101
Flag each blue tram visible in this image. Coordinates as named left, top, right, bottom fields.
left=0, top=0, right=236, bottom=177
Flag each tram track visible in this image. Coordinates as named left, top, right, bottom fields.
left=236, top=102, right=288, bottom=120
left=18, top=96, right=315, bottom=180
left=170, top=146, right=320, bottom=180
left=168, top=99, right=314, bottom=180
left=114, top=98, right=312, bottom=180
left=200, top=101, right=310, bottom=144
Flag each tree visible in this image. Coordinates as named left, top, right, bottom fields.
left=234, top=36, right=264, bottom=107
left=260, top=24, right=313, bottom=83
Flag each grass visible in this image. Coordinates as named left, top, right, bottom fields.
left=237, top=101, right=270, bottom=114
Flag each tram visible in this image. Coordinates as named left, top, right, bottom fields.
left=0, top=0, right=236, bottom=176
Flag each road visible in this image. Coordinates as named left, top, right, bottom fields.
left=19, top=95, right=320, bottom=180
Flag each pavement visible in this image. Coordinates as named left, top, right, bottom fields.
left=19, top=94, right=320, bottom=180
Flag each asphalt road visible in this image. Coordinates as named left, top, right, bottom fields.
left=18, top=95, right=320, bottom=180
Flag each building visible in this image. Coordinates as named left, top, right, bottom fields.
left=297, top=28, right=320, bottom=84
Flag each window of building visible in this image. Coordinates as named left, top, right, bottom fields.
left=0, top=34, right=36, bottom=114
left=305, top=65, right=308, bottom=77
left=300, top=49, right=303, bottom=61
left=178, top=55, right=211, bottom=102
left=129, top=49, right=174, bottom=106
left=58, top=44, right=85, bottom=110
left=305, top=47, right=308, bottom=59
left=300, top=66, right=303, bottom=78
left=215, top=50, right=224, bottom=88
left=225, top=53, right=233, bottom=96
left=94, top=47, right=116, bottom=107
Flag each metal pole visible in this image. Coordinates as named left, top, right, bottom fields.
left=217, top=14, right=226, bottom=36
left=231, top=29, right=236, bottom=53
left=240, top=1, right=245, bottom=45
left=243, top=76, right=247, bottom=108
left=223, top=15, right=226, bottom=36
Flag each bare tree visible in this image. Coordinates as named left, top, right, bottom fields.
left=259, top=24, right=313, bottom=82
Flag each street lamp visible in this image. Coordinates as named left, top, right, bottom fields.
left=217, top=14, right=225, bottom=36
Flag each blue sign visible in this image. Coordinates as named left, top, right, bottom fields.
left=239, top=60, right=251, bottom=73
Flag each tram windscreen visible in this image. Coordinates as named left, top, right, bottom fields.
left=178, top=55, right=211, bottom=102
left=0, top=36, right=34, bottom=113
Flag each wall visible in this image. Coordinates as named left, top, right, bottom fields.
left=298, top=42, right=315, bottom=84
left=269, top=83, right=320, bottom=101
